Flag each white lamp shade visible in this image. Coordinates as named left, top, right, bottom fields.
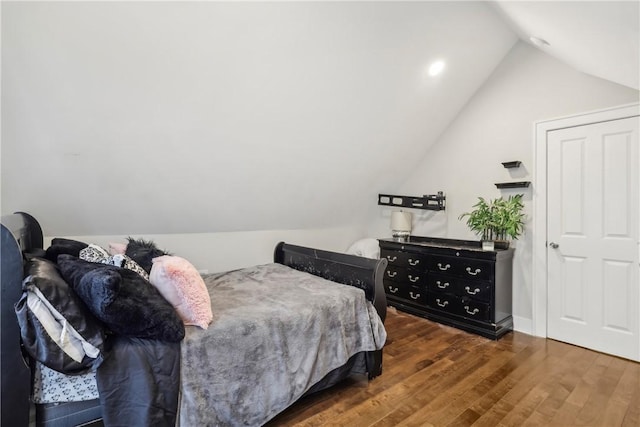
left=391, top=211, right=412, bottom=232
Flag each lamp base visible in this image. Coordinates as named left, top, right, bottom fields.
left=392, top=230, right=410, bottom=242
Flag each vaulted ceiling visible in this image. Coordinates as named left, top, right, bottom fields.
left=492, top=1, right=639, bottom=90
left=1, top=1, right=637, bottom=236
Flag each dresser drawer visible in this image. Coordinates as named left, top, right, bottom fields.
left=460, top=297, right=491, bottom=322
left=427, top=255, right=493, bottom=281
left=426, top=292, right=461, bottom=315
left=426, top=275, right=458, bottom=295
left=428, top=274, right=493, bottom=303
left=384, top=265, right=426, bottom=286
left=458, top=280, right=492, bottom=303
left=385, top=282, right=426, bottom=305
left=380, top=249, right=426, bottom=269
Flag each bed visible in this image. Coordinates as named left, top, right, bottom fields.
left=0, top=212, right=387, bottom=426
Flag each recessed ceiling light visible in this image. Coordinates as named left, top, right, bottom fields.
left=428, top=60, right=446, bottom=77
left=530, top=36, right=550, bottom=48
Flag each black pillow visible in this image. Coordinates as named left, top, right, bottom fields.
left=45, top=238, right=89, bottom=263
left=125, top=237, right=170, bottom=274
left=57, top=255, right=184, bottom=342
left=15, top=257, right=105, bottom=374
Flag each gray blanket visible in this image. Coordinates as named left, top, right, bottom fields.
left=179, top=263, right=386, bottom=426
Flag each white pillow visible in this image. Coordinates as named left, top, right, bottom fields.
left=346, top=238, right=380, bottom=259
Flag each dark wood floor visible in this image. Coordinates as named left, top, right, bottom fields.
left=267, top=307, right=640, bottom=426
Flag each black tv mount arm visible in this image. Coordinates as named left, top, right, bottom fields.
left=377, top=192, right=445, bottom=211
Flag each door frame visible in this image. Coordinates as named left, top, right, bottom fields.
left=532, top=102, right=640, bottom=338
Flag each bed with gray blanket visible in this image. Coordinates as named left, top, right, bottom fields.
left=1, top=212, right=388, bottom=427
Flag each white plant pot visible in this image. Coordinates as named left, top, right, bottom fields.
left=482, top=240, right=495, bottom=251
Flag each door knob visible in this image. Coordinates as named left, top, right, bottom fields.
left=549, top=242, right=559, bottom=249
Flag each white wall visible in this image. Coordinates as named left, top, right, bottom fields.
left=48, top=225, right=366, bottom=274
left=1, top=1, right=516, bottom=236
left=367, top=41, right=640, bottom=333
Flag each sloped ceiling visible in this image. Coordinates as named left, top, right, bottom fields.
left=4, top=1, right=635, bottom=236
left=2, top=1, right=517, bottom=235
left=492, top=1, right=639, bottom=90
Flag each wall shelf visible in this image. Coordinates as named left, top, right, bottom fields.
left=495, top=181, right=531, bottom=189
left=501, top=161, right=522, bottom=169
left=378, top=192, right=446, bottom=211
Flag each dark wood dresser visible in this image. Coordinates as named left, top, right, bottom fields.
left=378, top=237, right=514, bottom=339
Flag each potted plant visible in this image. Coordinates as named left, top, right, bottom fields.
left=458, top=194, right=525, bottom=250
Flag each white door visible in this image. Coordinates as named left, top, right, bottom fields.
left=547, top=116, right=639, bottom=361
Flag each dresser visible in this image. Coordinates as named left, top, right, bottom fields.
left=378, top=237, right=514, bottom=339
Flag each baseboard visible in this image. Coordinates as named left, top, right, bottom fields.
left=512, top=315, right=533, bottom=335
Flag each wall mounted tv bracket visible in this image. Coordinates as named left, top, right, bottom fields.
left=378, top=192, right=445, bottom=211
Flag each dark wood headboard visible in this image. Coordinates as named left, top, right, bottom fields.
left=274, top=242, right=387, bottom=322
left=1, top=212, right=44, bottom=427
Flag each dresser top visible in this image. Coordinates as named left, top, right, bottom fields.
left=379, top=236, right=515, bottom=260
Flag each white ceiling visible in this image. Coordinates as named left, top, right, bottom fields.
left=492, top=1, right=639, bottom=90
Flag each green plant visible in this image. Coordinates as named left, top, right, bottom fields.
left=458, top=194, right=525, bottom=241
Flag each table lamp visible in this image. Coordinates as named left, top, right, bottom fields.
left=391, top=210, right=412, bottom=241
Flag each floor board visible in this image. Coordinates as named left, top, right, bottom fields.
left=266, top=307, right=640, bottom=427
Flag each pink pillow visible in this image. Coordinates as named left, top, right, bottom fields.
left=149, top=256, right=212, bottom=329
left=108, top=243, right=127, bottom=256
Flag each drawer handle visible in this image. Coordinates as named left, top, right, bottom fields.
left=464, top=306, right=480, bottom=315
left=466, top=267, right=481, bottom=276
left=464, top=286, right=481, bottom=295
left=409, top=275, right=420, bottom=283
left=409, top=291, right=421, bottom=300
left=436, top=298, right=448, bottom=308
left=387, top=256, right=398, bottom=262
left=387, top=271, right=397, bottom=278
left=388, top=286, right=399, bottom=294
left=408, top=259, right=420, bottom=266
left=436, top=281, right=450, bottom=289
left=437, top=263, right=451, bottom=271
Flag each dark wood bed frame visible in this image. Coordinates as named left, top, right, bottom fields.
left=1, top=212, right=387, bottom=427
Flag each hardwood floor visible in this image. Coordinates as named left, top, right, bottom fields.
left=266, top=307, right=640, bottom=427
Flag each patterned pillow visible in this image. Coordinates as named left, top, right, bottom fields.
left=80, top=244, right=149, bottom=280
left=33, top=362, right=99, bottom=403
left=150, top=256, right=213, bottom=329
left=79, top=244, right=110, bottom=263
left=111, top=254, right=149, bottom=280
